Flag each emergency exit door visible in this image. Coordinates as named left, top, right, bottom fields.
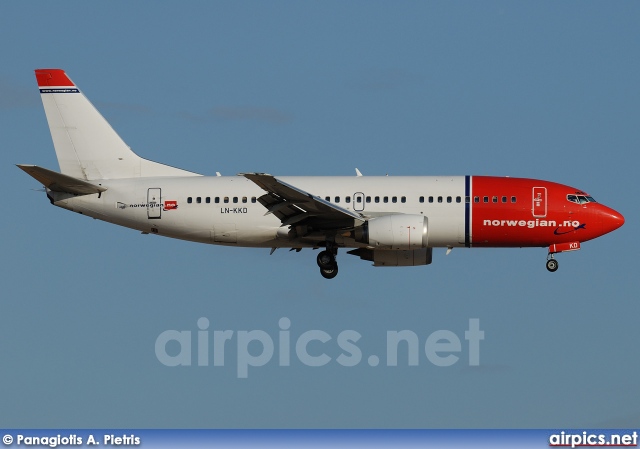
left=353, top=192, right=365, bottom=212
left=148, top=188, right=161, bottom=219
left=532, top=187, right=547, bottom=218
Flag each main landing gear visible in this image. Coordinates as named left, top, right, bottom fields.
left=546, top=256, right=559, bottom=273
left=317, top=247, right=339, bottom=279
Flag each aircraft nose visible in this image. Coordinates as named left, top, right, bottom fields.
left=599, top=205, right=625, bottom=235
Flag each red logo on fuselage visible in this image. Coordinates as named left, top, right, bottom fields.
left=163, top=200, right=178, bottom=211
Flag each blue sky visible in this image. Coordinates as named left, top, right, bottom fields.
left=1, top=1, right=639, bottom=428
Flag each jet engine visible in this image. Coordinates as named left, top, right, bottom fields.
left=354, top=214, right=428, bottom=250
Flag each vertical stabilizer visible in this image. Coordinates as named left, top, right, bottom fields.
left=35, top=69, right=200, bottom=180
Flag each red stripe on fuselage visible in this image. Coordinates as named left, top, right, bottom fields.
left=470, top=176, right=602, bottom=247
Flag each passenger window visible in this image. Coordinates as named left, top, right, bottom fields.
left=401, top=196, right=406, bottom=203
left=206, top=197, right=211, bottom=204
left=242, top=197, right=247, bottom=203
left=375, top=196, right=380, bottom=203
left=215, top=197, right=220, bottom=204
left=366, top=196, right=371, bottom=203
left=187, top=197, right=193, bottom=204
left=447, top=196, right=452, bottom=203
left=502, top=196, right=507, bottom=203
left=438, top=196, right=443, bottom=203
left=356, top=196, right=362, bottom=203
left=464, top=196, right=470, bottom=203
left=232, top=197, right=237, bottom=203
left=511, top=196, right=516, bottom=203
left=483, top=196, right=488, bottom=203
left=457, top=196, right=462, bottom=203
left=392, top=197, right=397, bottom=203
left=474, top=196, right=479, bottom=203
left=335, top=196, right=340, bottom=203
left=251, top=197, right=257, bottom=203
left=428, top=196, right=434, bottom=203
left=196, top=197, right=202, bottom=204
left=224, top=197, right=229, bottom=203
left=492, top=196, right=498, bottom=203
left=383, top=196, right=389, bottom=203
left=325, top=196, right=330, bottom=202
left=419, top=196, right=424, bottom=203
left=346, top=196, right=351, bottom=203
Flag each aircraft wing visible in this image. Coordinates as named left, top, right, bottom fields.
left=240, top=173, right=364, bottom=229
left=17, top=164, right=107, bottom=195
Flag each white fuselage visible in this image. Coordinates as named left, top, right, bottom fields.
left=51, top=175, right=466, bottom=249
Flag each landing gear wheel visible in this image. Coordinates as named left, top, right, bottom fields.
left=320, top=263, right=339, bottom=279
left=317, top=250, right=335, bottom=270
left=546, top=259, right=559, bottom=272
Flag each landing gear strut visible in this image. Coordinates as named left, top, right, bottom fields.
left=546, top=255, right=559, bottom=272
left=317, top=246, right=338, bottom=279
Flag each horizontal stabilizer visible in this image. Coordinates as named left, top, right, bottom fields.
left=17, top=164, right=107, bottom=195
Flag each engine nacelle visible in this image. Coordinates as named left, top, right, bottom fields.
left=347, top=247, right=433, bottom=267
left=373, top=248, right=433, bottom=267
left=355, top=214, right=428, bottom=250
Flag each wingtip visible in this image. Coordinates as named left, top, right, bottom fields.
left=16, top=164, right=35, bottom=172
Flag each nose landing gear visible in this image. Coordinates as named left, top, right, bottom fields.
left=546, top=241, right=581, bottom=272
left=546, top=255, right=559, bottom=272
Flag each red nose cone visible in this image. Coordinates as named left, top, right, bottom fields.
left=601, top=206, right=625, bottom=235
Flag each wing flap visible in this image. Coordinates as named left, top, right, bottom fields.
left=17, top=164, right=107, bottom=195
left=241, top=173, right=364, bottom=229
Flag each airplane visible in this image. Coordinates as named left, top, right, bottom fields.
left=18, top=69, right=624, bottom=279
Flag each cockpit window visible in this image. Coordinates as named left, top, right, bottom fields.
left=567, top=194, right=596, bottom=204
